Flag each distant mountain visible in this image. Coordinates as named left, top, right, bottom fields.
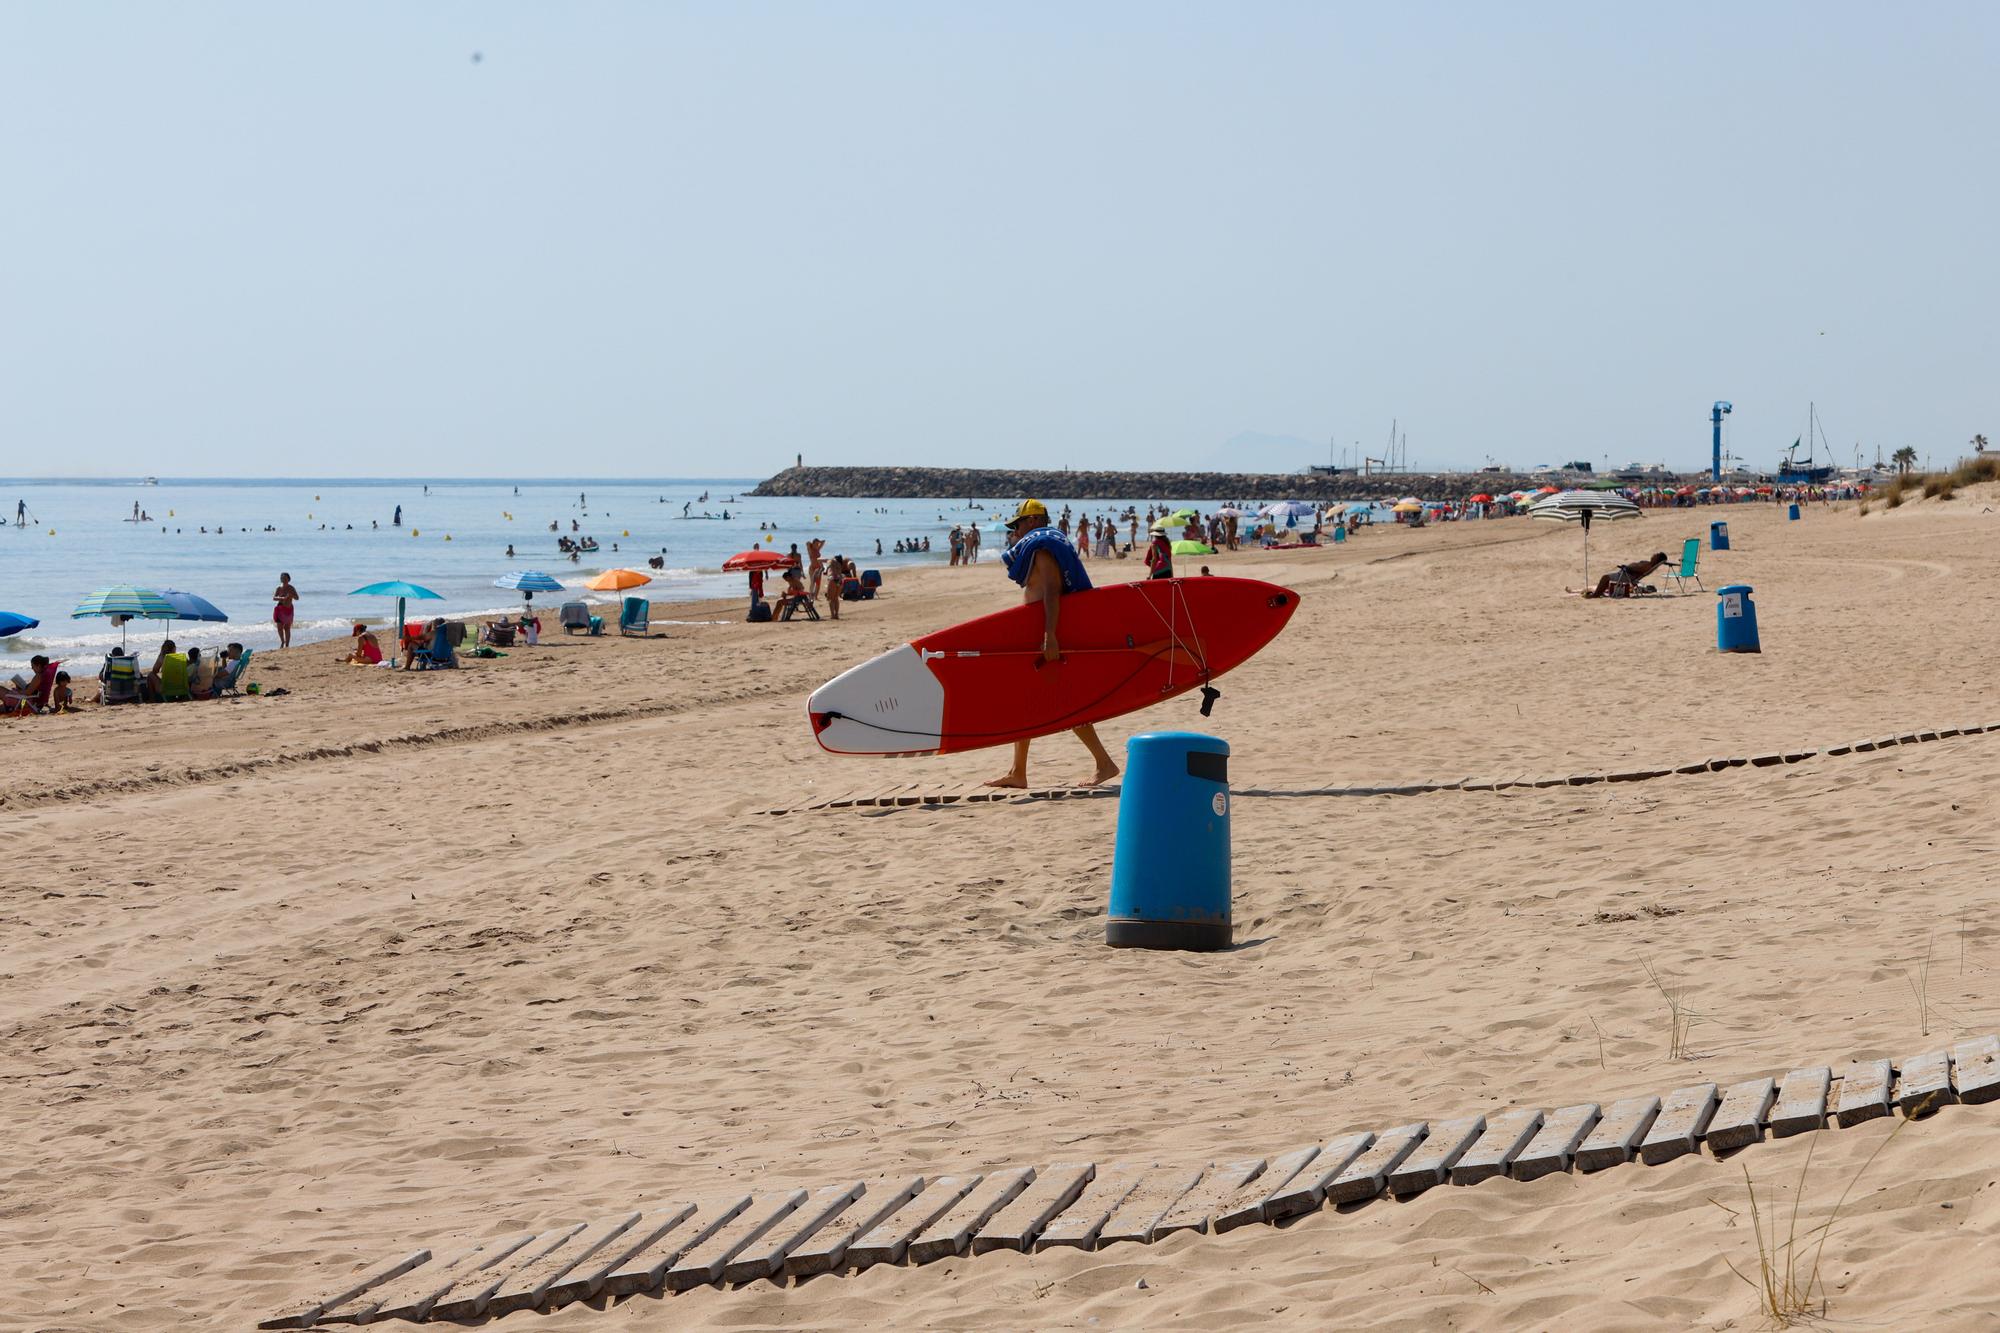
left=1198, top=430, right=1326, bottom=475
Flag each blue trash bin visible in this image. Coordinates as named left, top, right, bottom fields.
left=1107, top=732, right=1231, bottom=951
left=1717, top=584, right=1760, bottom=654
left=1787, top=503, right=1800, bottom=521
left=1710, top=520, right=1730, bottom=551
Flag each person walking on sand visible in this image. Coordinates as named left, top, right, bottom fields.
left=272, top=572, right=300, bottom=648
left=1144, top=523, right=1174, bottom=580
left=985, top=499, right=1119, bottom=790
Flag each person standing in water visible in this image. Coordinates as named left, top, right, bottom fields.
left=985, top=500, right=1119, bottom=790
left=272, top=573, right=300, bottom=649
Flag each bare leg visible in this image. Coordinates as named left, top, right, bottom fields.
left=985, top=738, right=1030, bottom=788
left=1072, top=724, right=1119, bottom=786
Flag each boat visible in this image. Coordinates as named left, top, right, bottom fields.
left=141, top=476, right=159, bottom=486
left=1776, top=403, right=1838, bottom=485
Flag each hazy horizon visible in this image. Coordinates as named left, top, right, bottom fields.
left=4, top=2, right=1994, bottom=478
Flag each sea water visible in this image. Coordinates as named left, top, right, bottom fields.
left=0, top=478, right=1223, bottom=672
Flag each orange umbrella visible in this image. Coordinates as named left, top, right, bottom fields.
left=723, top=550, right=790, bottom=572
left=585, top=568, right=653, bottom=592
left=1468, top=493, right=1495, bottom=503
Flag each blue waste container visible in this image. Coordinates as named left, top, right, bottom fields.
left=1717, top=584, right=1760, bottom=654
left=1710, top=520, right=1730, bottom=551
left=1107, top=732, right=1231, bottom=951
left=1787, top=503, right=1800, bottom=521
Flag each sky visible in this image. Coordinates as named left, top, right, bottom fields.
left=2, top=2, right=1995, bottom=478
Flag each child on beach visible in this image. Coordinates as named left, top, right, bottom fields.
left=49, top=671, right=72, bottom=712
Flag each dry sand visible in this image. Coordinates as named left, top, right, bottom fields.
left=6, top=497, right=2000, bottom=1330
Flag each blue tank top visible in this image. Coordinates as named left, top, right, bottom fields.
left=1002, top=527, right=1093, bottom=593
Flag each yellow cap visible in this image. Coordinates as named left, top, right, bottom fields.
left=1001, top=498, right=1048, bottom=527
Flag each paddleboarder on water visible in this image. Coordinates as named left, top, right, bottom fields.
left=985, top=499, right=1120, bottom=790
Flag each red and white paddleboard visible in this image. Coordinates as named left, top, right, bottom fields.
left=807, top=577, right=1299, bottom=756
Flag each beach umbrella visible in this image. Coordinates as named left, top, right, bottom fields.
left=584, top=568, right=652, bottom=593
left=157, top=589, right=229, bottom=623
left=1392, top=500, right=1424, bottom=513
left=722, top=550, right=789, bottom=572
left=1469, top=493, right=1495, bottom=504
left=72, top=584, right=176, bottom=648
left=351, top=579, right=442, bottom=641
left=0, top=611, right=38, bottom=638
left=1171, top=539, right=1215, bottom=555
left=1529, top=489, right=1641, bottom=583
left=494, top=569, right=566, bottom=603
left=1260, top=501, right=1316, bottom=518
left=1215, top=506, right=1250, bottom=518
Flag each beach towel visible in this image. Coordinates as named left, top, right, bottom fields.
left=157, top=652, right=191, bottom=702
left=1002, top=527, right=1093, bottom=593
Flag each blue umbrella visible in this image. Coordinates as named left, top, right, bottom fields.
left=0, top=611, right=37, bottom=638
left=157, top=589, right=229, bottom=623
left=351, top=580, right=443, bottom=642
left=493, top=570, right=565, bottom=603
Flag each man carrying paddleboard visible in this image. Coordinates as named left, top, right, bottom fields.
left=986, top=500, right=1120, bottom=790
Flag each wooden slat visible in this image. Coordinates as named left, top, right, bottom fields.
left=784, top=1176, right=926, bottom=1277
left=1704, top=1077, right=1776, bottom=1153
left=1575, top=1096, right=1661, bottom=1172
left=484, top=1211, right=640, bottom=1316
left=1835, top=1059, right=1894, bottom=1127
left=1388, top=1115, right=1485, bottom=1196
left=1895, top=1049, right=1955, bottom=1117
left=1151, top=1157, right=1265, bottom=1240
left=721, top=1182, right=865, bottom=1284
left=429, top=1225, right=584, bottom=1320
left=664, top=1190, right=805, bottom=1293
left=1261, top=1134, right=1373, bottom=1221
left=602, top=1196, right=752, bottom=1297
left=1638, top=1083, right=1719, bottom=1165
left=1212, top=1145, right=1319, bottom=1233
left=1511, top=1103, right=1600, bottom=1182
left=541, top=1203, right=696, bottom=1307
left=340, top=1233, right=535, bottom=1324
left=1096, top=1165, right=1206, bottom=1247
left=1450, top=1108, right=1543, bottom=1186
left=258, top=1249, right=432, bottom=1329
left=1033, top=1162, right=1149, bottom=1251
left=1769, top=1067, right=1831, bottom=1138
left=969, top=1163, right=1093, bottom=1254
left=906, top=1168, right=1035, bottom=1265
left=1953, top=1034, right=2000, bottom=1104
left=1324, top=1123, right=1426, bottom=1204
left=845, top=1175, right=981, bottom=1270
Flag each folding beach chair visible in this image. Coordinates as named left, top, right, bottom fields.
left=559, top=601, right=591, bottom=634
left=1663, top=538, right=1703, bottom=594
left=777, top=593, right=820, bottom=622
left=412, top=623, right=457, bottom=670
left=619, top=595, right=649, bottom=636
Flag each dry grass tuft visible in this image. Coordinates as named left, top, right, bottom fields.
left=1724, top=1119, right=1906, bottom=1326
left=1642, top=958, right=1698, bottom=1059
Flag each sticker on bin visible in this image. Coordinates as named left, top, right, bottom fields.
left=1722, top=592, right=1744, bottom=619
left=1212, top=792, right=1228, bottom=817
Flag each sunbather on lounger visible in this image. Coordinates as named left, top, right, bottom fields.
left=1577, top=552, right=1670, bottom=599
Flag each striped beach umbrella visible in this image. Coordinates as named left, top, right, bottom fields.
left=72, top=585, right=177, bottom=648
left=494, top=569, right=566, bottom=603
left=1530, top=490, right=1641, bottom=583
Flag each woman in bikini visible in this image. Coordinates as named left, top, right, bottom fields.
left=272, top=573, right=300, bottom=648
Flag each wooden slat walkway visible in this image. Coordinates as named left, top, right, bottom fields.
left=754, top=722, right=2000, bottom=816
left=262, top=1032, right=2000, bottom=1326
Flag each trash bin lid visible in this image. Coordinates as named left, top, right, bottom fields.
left=1716, top=584, right=1752, bottom=596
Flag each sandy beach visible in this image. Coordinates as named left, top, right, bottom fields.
left=8, top=493, right=2000, bottom=1331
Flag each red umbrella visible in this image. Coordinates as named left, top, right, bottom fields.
left=1536, top=485, right=1561, bottom=494
left=1469, top=492, right=1495, bottom=503
left=723, top=550, right=790, bottom=572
